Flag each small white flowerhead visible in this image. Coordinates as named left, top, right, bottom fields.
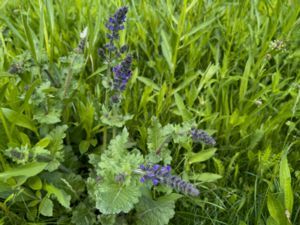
left=80, top=27, right=88, bottom=39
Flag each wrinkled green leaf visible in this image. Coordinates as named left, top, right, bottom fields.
left=95, top=181, right=141, bottom=214
left=136, top=193, right=181, bottom=225
left=91, top=129, right=143, bottom=214
left=71, top=202, right=96, bottom=225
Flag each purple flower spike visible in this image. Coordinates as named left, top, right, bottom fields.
left=152, top=164, right=160, bottom=171
left=152, top=178, right=159, bottom=186
left=105, top=6, right=128, bottom=40
left=190, top=128, right=216, bottom=146
left=138, top=164, right=200, bottom=196
left=139, top=164, right=146, bottom=170
left=100, top=6, right=129, bottom=59
left=113, top=54, right=132, bottom=91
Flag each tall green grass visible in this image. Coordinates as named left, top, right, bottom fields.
left=0, top=0, right=299, bottom=224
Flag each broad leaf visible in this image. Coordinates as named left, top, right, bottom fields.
left=136, top=193, right=181, bottom=225
left=95, top=181, right=141, bottom=214
left=91, top=129, right=143, bottom=214
left=71, top=202, right=96, bottom=225
left=188, top=148, right=217, bottom=164
left=44, top=183, right=71, bottom=209
left=267, top=193, right=291, bottom=225
left=0, top=162, right=47, bottom=182
left=39, top=197, right=53, bottom=217
left=1, top=108, right=37, bottom=132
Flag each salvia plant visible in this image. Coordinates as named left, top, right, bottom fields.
left=1, top=1, right=299, bottom=224
left=0, top=3, right=226, bottom=225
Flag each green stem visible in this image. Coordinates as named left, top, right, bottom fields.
left=103, top=128, right=107, bottom=150
left=112, top=127, right=117, bottom=139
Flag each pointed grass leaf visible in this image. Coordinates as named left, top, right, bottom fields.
left=22, top=15, right=37, bottom=62
left=161, top=30, right=173, bottom=72
left=189, top=173, right=222, bottom=182
left=137, top=76, right=160, bottom=91
left=174, top=93, right=193, bottom=121
left=0, top=162, right=47, bottom=182
left=156, top=82, right=168, bottom=116
left=188, top=148, right=217, bottom=164
left=267, top=193, right=291, bottom=225
left=0, top=15, right=27, bottom=46
left=171, top=72, right=200, bottom=95
left=266, top=217, right=280, bottom=225
left=239, top=56, right=253, bottom=104
left=197, top=64, right=219, bottom=93
left=280, top=156, right=293, bottom=213
left=1, top=108, right=37, bottom=133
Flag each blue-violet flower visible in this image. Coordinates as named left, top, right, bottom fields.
left=113, top=54, right=132, bottom=91
left=139, top=164, right=200, bottom=196
left=190, top=127, right=216, bottom=146
left=103, top=6, right=128, bottom=54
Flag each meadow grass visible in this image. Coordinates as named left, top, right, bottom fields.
left=0, top=0, right=299, bottom=224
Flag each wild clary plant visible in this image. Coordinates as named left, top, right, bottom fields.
left=83, top=6, right=217, bottom=223
left=0, top=5, right=218, bottom=225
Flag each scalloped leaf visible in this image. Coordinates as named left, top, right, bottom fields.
left=95, top=181, right=141, bottom=214
left=92, top=129, right=143, bottom=214
left=71, top=202, right=96, bottom=225
left=33, top=108, right=61, bottom=124
left=48, top=125, right=68, bottom=153
left=136, top=193, right=181, bottom=225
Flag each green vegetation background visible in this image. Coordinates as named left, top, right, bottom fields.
left=0, top=0, right=299, bottom=224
